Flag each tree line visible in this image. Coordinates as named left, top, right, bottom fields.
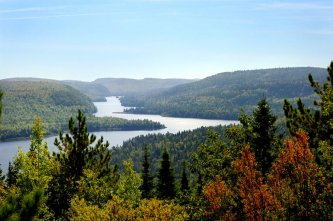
left=0, top=80, right=164, bottom=141
left=0, top=62, right=332, bottom=220
left=121, top=67, right=327, bottom=119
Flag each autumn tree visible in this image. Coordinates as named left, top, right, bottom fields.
left=268, top=131, right=333, bottom=220
left=203, top=176, right=235, bottom=220
left=157, top=147, right=176, bottom=199
left=233, top=146, right=280, bottom=220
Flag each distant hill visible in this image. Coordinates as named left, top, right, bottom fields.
left=0, top=79, right=96, bottom=140
left=63, top=78, right=198, bottom=101
left=63, top=80, right=111, bottom=102
left=93, top=78, right=198, bottom=97
left=122, top=67, right=327, bottom=119
left=0, top=79, right=164, bottom=141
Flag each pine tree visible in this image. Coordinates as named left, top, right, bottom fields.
left=240, top=98, right=279, bottom=176
left=47, top=110, right=113, bottom=218
left=0, top=188, right=43, bottom=220
left=180, top=161, right=189, bottom=193
left=141, top=145, right=153, bottom=199
left=6, top=162, right=18, bottom=186
left=251, top=98, right=278, bottom=175
left=157, top=147, right=176, bottom=199
left=284, top=61, right=333, bottom=162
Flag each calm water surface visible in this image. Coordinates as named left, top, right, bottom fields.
left=0, top=96, right=238, bottom=171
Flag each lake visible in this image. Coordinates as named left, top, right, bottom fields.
left=0, top=96, right=238, bottom=172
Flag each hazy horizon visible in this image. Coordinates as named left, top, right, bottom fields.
left=1, top=0, right=332, bottom=81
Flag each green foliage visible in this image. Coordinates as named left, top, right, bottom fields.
left=112, top=125, right=229, bottom=175
left=241, top=98, right=281, bottom=175
left=284, top=61, right=333, bottom=163
left=141, top=145, right=153, bottom=199
left=0, top=80, right=94, bottom=141
left=122, top=67, right=326, bottom=119
left=47, top=110, right=115, bottom=218
left=14, top=118, right=54, bottom=194
left=180, top=162, right=190, bottom=193
left=116, top=160, right=142, bottom=205
left=191, top=130, right=238, bottom=186
left=76, top=169, right=118, bottom=207
left=157, top=148, right=176, bottom=199
left=0, top=189, right=44, bottom=221
left=6, top=162, right=19, bottom=187
left=0, top=80, right=164, bottom=141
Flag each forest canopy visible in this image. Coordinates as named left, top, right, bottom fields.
left=0, top=80, right=164, bottom=141
left=121, top=67, right=327, bottom=119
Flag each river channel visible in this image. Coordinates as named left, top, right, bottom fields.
left=0, top=96, right=238, bottom=172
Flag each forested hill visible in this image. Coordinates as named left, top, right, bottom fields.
left=63, top=80, right=111, bottom=102
left=93, top=78, right=198, bottom=96
left=122, top=67, right=327, bottom=119
left=0, top=80, right=95, bottom=140
left=64, top=78, right=198, bottom=101
left=0, top=80, right=164, bottom=141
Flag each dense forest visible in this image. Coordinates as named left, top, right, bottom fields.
left=121, top=67, right=327, bottom=119
left=0, top=80, right=164, bottom=141
left=0, top=62, right=333, bottom=220
left=111, top=125, right=229, bottom=175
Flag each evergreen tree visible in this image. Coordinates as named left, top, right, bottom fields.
left=0, top=166, right=5, bottom=184
left=47, top=110, right=113, bottom=218
left=240, top=98, right=280, bottom=175
left=252, top=98, right=278, bottom=175
left=180, top=162, right=189, bottom=193
left=157, top=147, right=176, bottom=199
left=284, top=61, right=333, bottom=161
left=0, top=188, right=43, bottom=221
left=141, top=145, right=153, bottom=199
left=6, top=162, right=18, bottom=187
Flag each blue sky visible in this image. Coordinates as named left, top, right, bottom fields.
left=0, top=0, right=332, bottom=81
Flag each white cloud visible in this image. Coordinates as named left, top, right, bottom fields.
left=0, top=6, right=67, bottom=14
left=258, top=2, right=333, bottom=10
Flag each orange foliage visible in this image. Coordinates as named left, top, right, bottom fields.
left=203, top=176, right=235, bottom=220
left=233, top=146, right=280, bottom=221
left=202, top=131, right=333, bottom=220
left=268, top=130, right=331, bottom=219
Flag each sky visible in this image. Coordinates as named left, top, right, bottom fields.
left=0, top=0, right=332, bottom=81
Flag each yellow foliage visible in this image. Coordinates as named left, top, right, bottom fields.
left=69, top=195, right=189, bottom=221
